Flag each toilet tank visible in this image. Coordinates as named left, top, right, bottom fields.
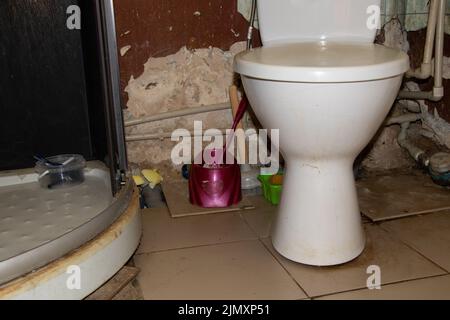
left=258, top=0, right=381, bottom=46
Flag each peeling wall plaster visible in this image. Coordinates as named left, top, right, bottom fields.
left=381, top=18, right=410, bottom=53
left=422, top=106, right=450, bottom=149
left=362, top=19, right=416, bottom=171
left=124, top=42, right=246, bottom=170
left=363, top=18, right=450, bottom=171
left=403, top=83, right=450, bottom=149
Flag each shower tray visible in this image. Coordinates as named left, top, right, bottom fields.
left=0, top=161, right=137, bottom=289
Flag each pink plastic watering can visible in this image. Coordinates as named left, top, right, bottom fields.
left=189, top=98, right=248, bottom=208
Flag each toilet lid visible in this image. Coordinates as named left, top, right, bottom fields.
left=234, top=42, right=410, bottom=82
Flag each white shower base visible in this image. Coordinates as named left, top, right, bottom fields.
left=0, top=162, right=141, bottom=299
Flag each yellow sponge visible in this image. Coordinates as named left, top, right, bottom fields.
left=141, top=169, right=163, bottom=189
left=132, top=175, right=146, bottom=186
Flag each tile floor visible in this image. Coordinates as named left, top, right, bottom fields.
left=134, top=195, right=450, bottom=300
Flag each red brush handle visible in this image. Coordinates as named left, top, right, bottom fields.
left=224, top=97, right=248, bottom=155
left=231, top=98, right=248, bottom=131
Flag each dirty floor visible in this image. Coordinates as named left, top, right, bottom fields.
left=133, top=195, right=450, bottom=300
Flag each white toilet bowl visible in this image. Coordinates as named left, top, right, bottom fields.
left=235, top=42, right=409, bottom=265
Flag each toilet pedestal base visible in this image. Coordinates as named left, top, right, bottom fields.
left=271, top=159, right=365, bottom=266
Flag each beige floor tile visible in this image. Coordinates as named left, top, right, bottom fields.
left=262, top=224, right=445, bottom=297
left=242, top=196, right=277, bottom=238
left=135, top=240, right=307, bottom=300
left=318, top=275, right=450, bottom=300
left=380, top=212, right=450, bottom=272
left=137, top=207, right=257, bottom=254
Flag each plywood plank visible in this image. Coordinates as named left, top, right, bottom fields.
left=357, top=171, right=450, bottom=222
left=162, top=180, right=254, bottom=218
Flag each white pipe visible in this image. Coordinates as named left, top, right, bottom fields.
left=124, top=102, right=231, bottom=127
left=406, top=0, right=439, bottom=79
left=126, top=128, right=259, bottom=142
left=397, top=100, right=421, bottom=113
left=433, top=0, right=446, bottom=91
left=420, top=128, right=436, bottom=139
left=397, top=90, right=442, bottom=101
left=386, top=113, right=421, bottom=125
left=126, top=129, right=228, bottom=142
left=397, top=0, right=445, bottom=102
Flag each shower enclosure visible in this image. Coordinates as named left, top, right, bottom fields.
left=0, top=0, right=141, bottom=299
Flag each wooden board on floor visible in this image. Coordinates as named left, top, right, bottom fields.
left=357, top=171, right=450, bottom=222
left=162, top=180, right=255, bottom=218
left=112, top=281, right=144, bottom=300
left=86, top=266, right=140, bottom=300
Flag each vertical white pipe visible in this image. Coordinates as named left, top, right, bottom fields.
left=406, top=0, right=439, bottom=78
left=406, top=0, right=441, bottom=79
left=398, top=0, right=445, bottom=101
left=434, top=0, right=446, bottom=90
left=424, top=0, right=439, bottom=64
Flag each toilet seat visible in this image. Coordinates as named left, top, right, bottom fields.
left=234, top=42, right=410, bottom=83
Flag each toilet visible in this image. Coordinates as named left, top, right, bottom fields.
left=234, top=0, right=410, bottom=266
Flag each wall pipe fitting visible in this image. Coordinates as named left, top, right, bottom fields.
left=398, top=0, right=445, bottom=102
left=124, top=102, right=231, bottom=127
left=397, top=122, right=429, bottom=166
left=387, top=113, right=425, bottom=163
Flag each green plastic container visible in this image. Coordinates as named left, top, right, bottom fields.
left=258, top=174, right=283, bottom=205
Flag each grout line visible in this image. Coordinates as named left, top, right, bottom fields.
left=238, top=210, right=263, bottom=239
left=135, top=238, right=260, bottom=256
left=368, top=208, right=450, bottom=223
left=138, top=208, right=262, bottom=255
left=310, top=273, right=450, bottom=300
left=258, top=238, right=311, bottom=299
